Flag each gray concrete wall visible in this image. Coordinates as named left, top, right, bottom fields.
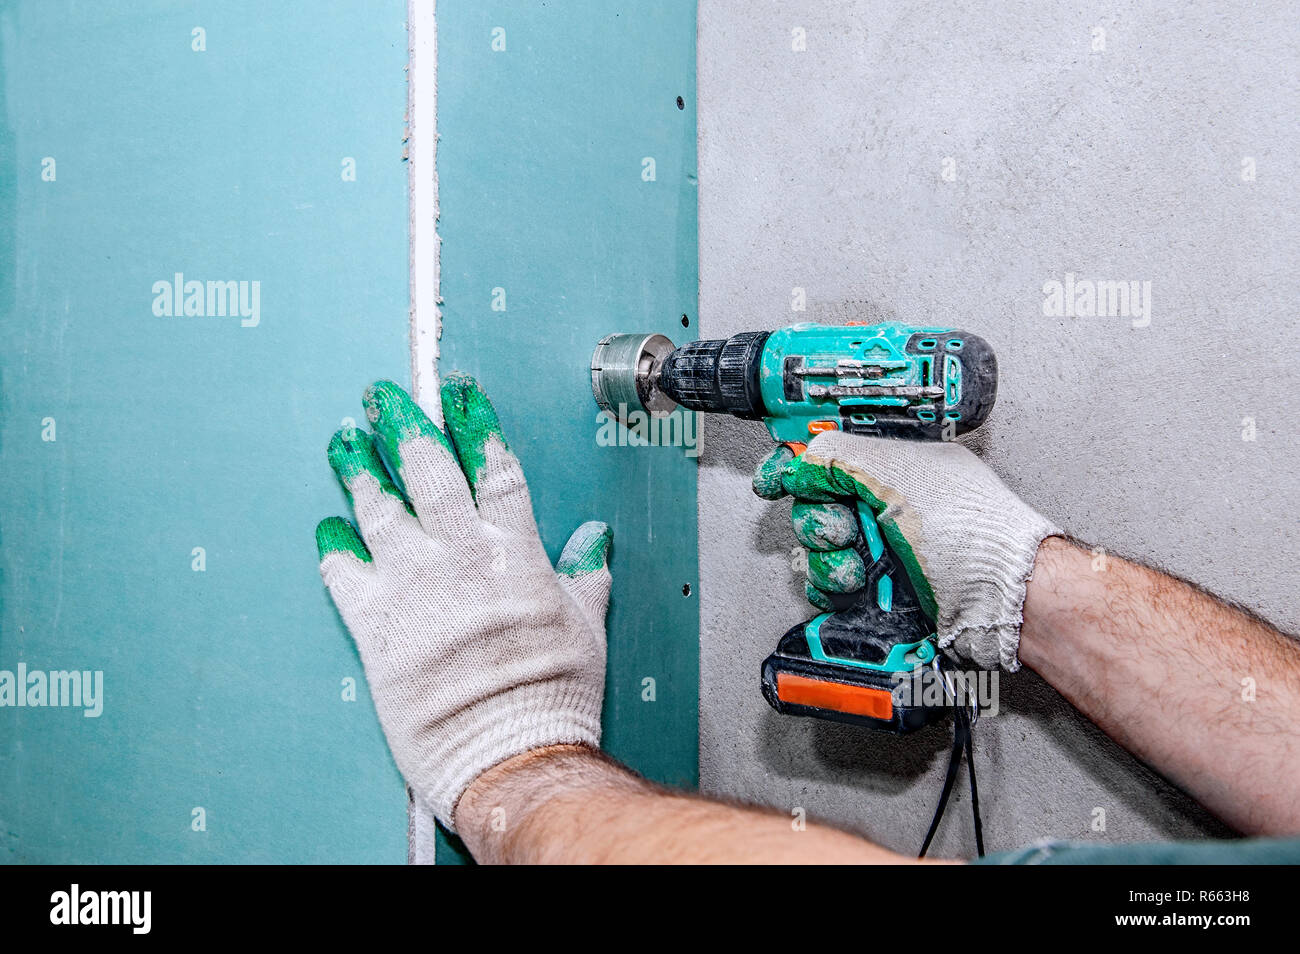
left=697, top=0, right=1299, bottom=855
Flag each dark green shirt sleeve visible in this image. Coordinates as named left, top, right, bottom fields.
left=975, top=836, right=1300, bottom=865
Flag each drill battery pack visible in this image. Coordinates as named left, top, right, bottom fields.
left=760, top=501, right=948, bottom=734
left=761, top=623, right=943, bottom=733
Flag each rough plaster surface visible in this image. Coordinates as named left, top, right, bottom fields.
left=697, top=0, right=1298, bottom=856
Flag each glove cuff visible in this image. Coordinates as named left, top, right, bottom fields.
left=938, top=513, right=1061, bottom=671
left=416, top=677, right=603, bottom=832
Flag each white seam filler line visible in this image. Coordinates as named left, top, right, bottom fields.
left=408, top=0, right=442, bottom=425
left=406, top=0, right=443, bottom=865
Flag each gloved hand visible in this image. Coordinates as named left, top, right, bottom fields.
left=753, top=431, right=1059, bottom=671
left=315, top=374, right=611, bottom=830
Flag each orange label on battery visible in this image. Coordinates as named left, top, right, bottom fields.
left=776, top=672, right=893, bottom=720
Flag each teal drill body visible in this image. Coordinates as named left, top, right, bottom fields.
left=755, top=322, right=995, bottom=444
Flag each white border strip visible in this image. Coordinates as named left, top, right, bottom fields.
left=408, top=0, right=441, bottom=422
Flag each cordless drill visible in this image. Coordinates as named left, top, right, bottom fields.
left=590, top=322, right=998, bottom=734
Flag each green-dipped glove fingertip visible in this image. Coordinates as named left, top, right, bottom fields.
left=440, top=371, right=511, bottom=497
left=791, top=501, right=860, bottom=550
left=327, top=427, right=402, bottom=502
left=753, top=445, right=795, bottom=500
left=805, top=580, right=835, bottom=611
left=362, top=379, right=454, bottom=473
left=556, top=520, right=612, bottom=577
left=807, top=547, right=867, bottom=594
left=779, top=453, right=847, bottom=503
left=316, top=516, right=372, bottom=563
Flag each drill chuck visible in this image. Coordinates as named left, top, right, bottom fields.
left=655, top=332, right=769, bottom=419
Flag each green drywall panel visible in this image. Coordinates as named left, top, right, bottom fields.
left=434, top=3, right=700, bottom=862
left=0, top=1, right=410, bottom=862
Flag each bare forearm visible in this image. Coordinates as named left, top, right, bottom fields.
left=454, top=744, right=937, bottom=864
left=1020, top=537, right=1300, bottom=835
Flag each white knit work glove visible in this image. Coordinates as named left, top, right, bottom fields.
left=753, top=431, right=1060, bottom=671
left=315, top=374, right=611, bottom=830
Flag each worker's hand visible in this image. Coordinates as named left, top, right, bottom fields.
left=753, top=432, right=1059, bottom=671
left=316, top=375, right=610, bottom=830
